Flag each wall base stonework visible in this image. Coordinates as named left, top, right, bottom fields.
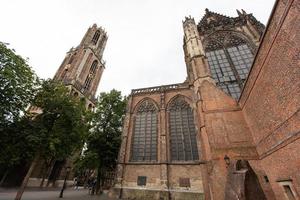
left=111, top=187, right=204, bottom=200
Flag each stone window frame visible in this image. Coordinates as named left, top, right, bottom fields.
left=91, top=30, right=101, bottom=45
left=277, top=179, right=298, bottom=200
left=130, top=98, right=159, bottom=162
left=83, top=60, right=98, bottom=91
left=203, top=31, right=256, bottom=99
left=166, top=95, right=199, bottom=163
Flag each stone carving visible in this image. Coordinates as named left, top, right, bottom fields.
left=168, top=96, right=191, bottom=111
left=137, top=99, right=157, bottom=113
left=204, top=31, right=250, bottom=52
left=198, top=9, right=264, bottom=36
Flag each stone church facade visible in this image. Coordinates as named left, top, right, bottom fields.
left=113, top=1, right=300, bottom=200
left=28, top=24, right=108, bottom=187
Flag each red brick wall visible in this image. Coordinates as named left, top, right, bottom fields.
left=240, top=0, right=300, bottom=198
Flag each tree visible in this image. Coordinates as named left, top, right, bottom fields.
left=0, top=42, right=38, bottom=127
left=0, top=42, right=38, bottom=186
left=86, top=89, right=127, bottom=194
left=15, top=80, right=91, bottom=200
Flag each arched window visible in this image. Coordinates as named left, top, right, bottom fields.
left=168, top=96, right=199, bottom=161
left=83, top=60, right=98, bottom=91
left=205, top=32, right=254, bottom=99
left=91, top=30, right=100, bottom=45
left=61, top=68, right=68, bottom=80
left=131, top=99, right=158, bottom=162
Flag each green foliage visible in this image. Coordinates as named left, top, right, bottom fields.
left=0, top=42, right=39, bottom=127
left=76, top=89, right=127, bottom=174
left=0, top=117, right=36, bottom=167
left=0, top=80, right=91, bottom=169
left=30, top=80, right=91, bottom=160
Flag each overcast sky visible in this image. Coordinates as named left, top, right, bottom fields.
left=0, top=0, right=275, bottom=96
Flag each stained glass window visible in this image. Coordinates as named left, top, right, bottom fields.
left=205, top=34, right=254, bottom=99
left=168, top=96, right=199, bottom=161
left=131, top=100, right=157, bottom=161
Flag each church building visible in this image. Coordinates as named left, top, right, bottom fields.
left=113, top=1, right=300, bottom=200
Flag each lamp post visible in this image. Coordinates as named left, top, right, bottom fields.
left=59, top=166, right=71, bottom=198
left=224, top=155, right=230, bottom=168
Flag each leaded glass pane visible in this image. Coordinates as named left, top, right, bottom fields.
left=169, top=97, right=199, bottom=161
left=131, top=100, right=157, bottom=162
left=206, top=42, right=254, bottom=99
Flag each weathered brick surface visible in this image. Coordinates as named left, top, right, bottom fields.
left=115, top=1, right=300, bottom=200
left=240, top=0, right=300, bottom=199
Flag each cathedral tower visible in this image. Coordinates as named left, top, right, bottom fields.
left=54, top=24, right=107, bottom=109
left=28, top=24, right=108, bottom=187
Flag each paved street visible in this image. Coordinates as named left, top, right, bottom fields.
left=0, top=187, right=116, bottom=200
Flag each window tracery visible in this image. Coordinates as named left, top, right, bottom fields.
left=131, top=99, right=158, bottom=162
left=91, top=30, right=100, bottom=45
left=205, top=32, right=254, bottom=99
left=83, top=60, right=98, bottom=91
left=168, top=96, right=199, bottom=161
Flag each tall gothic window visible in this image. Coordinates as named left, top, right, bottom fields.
left=92, top=30, right=100, bottom=45
left=205, top=33, right=254, bottom=99
left=168, top=96, right=199, bottom=161
left=131, top=99, right=158, bottom=162
left=83, top=60, right=98, bottom=91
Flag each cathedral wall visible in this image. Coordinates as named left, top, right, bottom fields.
left=197, top=80, right=258, bottom=200
left=239, top=0, right=300, bottom=199
left=117, top=86, right=205, bottom=199
left=123, top=165, right=161, bottom=188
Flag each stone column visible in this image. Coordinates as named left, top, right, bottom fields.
left=159, top=93, right=168, bottom=190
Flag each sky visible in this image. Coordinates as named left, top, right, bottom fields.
left=0, top=0, right=276, bottom=96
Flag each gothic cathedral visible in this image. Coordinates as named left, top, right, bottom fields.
left=113, top=2, right=300, bottom=200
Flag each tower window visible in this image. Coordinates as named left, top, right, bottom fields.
left=61, top=69, right=68, bottom=80
left=205, top=33, right=254, bottom=99
left=83, top=60, right=98, bottom=91
left=168, top=96, right=199, bottom=161
left=91, top=30, right=100, bottom=45
left=131, top=99, right=157, bottom=162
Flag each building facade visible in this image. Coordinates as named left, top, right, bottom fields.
left=28, top=24, right=108, bottom=187
left=113, top=0, right=300, bottom=199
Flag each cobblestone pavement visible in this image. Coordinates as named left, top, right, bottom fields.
left=0, top=187, right=116, bottom=200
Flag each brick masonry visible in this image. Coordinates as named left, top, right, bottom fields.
left=114, top=0, right=300, bottom=199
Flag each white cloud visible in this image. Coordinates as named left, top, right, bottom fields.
left=0, top=0, right=275, bottom=96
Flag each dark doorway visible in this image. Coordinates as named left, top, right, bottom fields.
left=237, top=160, right=267, bottom=200
left=225, top=160, right=267, bottom=200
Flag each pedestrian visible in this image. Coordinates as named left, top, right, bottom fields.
left=75, top=177, right=80, bottom=190
left=87, top=177, right=92, bottom=194
left=91, top=178, right=97, bottom=195
left=73, top=177, right=77, bottom=189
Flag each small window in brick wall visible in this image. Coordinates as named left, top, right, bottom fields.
left=137, top=176, right=147, bottom=186
left=179, top=178, right=191, bottom=188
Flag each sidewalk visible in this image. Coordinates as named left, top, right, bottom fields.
left=0, top=187, right=116, bottom=200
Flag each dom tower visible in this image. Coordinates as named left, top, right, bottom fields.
left=28, top=24, right=108, bottom=187
left=54, top=24, right=107, bottom=110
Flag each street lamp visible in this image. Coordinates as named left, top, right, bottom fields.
left=224, top=155, right=230, bottom=167
left=59, top=166, right=71, bottom=198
